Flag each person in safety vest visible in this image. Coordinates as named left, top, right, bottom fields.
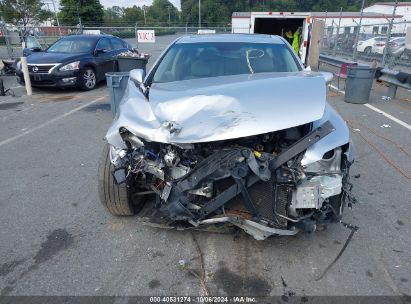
left=292, top=27, right=302, bottom=55
left=285, top=30, right=293, bottom=44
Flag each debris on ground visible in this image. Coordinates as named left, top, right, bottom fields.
left=315, top=222, right=359, bottom=281
left=381, top=96, right=392, bottom=101
left=380, top=124, right=391, bottom=128
left=118, top=49, right=150, bottom=59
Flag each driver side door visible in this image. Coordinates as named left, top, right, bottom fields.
left=94, top=38, right=116, bottom=80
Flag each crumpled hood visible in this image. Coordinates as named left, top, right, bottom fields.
left=106, top=72, right=327, bottom=147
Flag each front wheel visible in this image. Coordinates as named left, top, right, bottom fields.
left=97, top=144, right=145, bottom=216
left=364, top=47, right=372, bottom=56
left=80, top=68, right=97, bottom=90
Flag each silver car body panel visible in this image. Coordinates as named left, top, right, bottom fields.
left=106, top=71, right=331, bottom=147
left=301, top=103, right=350, bottom=166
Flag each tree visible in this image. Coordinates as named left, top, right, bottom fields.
left=123, top=6, right=144, bottom=25
left=59, top=0, right=104, bottom=26
left=147, top=0, right=179, bottom=26
left=104, top=6, right=124, bottom=26
left=0, top=0, right=52, bottom=35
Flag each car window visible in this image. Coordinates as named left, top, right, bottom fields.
left=47, top=38, right=95, bottom=53
left=96, top=38, right=113, bottom=51
left=111, top=38, right=125, bottom=50
left=152, top=42, right=300, bottom=83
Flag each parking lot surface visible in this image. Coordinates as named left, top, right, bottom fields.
left=0, top=34, right=410, bottom=298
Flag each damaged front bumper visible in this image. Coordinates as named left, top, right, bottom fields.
left=109, top=121, right=355, bottom=240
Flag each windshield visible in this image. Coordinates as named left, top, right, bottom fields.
left=47, top=38, right=95, bottom=53
left=152, top=42, right=300, bottom=83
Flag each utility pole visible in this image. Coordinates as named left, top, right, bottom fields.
left=332, top=7, right=343, bottom=57
left=381, top=0, right=398, bottom=66
left=198, top=0, right=201, bottom=28
left=77, top=0, right=82, bottom=34
left=143, top=6, right=146, bottom=25
left=167, top=6, right=171, bottom=26
left=50, top=0, right=61, bottom=35
left=352, top=0, right=365, bottom=61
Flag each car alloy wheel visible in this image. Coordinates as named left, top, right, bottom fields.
left=83, top=69, right=96, bottom=89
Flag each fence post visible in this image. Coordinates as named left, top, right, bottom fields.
left=20, top=56, right=32, bottom=96
left=332, top=7, right=343, bottom=57
left=134, top=22, right=138, bottom=49
left=353, top=0, right=365, bottom=61
left=381, top=0, right=398, bottom=67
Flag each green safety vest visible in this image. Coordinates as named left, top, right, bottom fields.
left=292, top=31, right=301, bottom=54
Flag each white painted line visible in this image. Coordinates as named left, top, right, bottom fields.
left=329, top=84, right=345, bottom=94
left=0, top=95, right=107, bottom=147
left=329, top=84, right=411, bottom=131
left=364, top=103, right=411, bottom=131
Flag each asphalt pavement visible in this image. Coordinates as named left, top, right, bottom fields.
left=0, top=34, right=410, bottom=299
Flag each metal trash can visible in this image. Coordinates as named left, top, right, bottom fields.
left=105, top=72, right=129, bottom=118
left=117, top=56, right=148, bottom=72
left=344, top=66, right=376, bottom=104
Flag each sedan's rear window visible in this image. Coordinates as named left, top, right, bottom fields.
left=153, top=42, right=300, bottom=83
left=47, top=38, right=95, bottom=53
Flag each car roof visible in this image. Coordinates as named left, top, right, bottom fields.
left=61, top=34, right=114, bottom=41
left=175, top=34, right=285, bottom=44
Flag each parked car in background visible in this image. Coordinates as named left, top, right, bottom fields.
left=16, top=35, right=133, bottom=90
left=372, top=38, right=387, bottom=55
left=357, top=36, right=385, bottom=55
left=387, top=37, right=406, bottom=58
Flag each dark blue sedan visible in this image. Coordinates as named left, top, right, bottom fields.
left=16, top=35, right=132, bottom=90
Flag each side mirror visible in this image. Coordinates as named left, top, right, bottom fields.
left=30, top=47, right=42, bottom=52
left=94, top=48, right=106, bottom=55
left=130, top=69, right=145, bottom=84
left=319, top=72, right=334, bottom=84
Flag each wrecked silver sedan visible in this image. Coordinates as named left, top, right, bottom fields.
left=98, top=34, right=355, bottom=240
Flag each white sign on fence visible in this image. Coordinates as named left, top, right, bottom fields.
left=137, top=30, right=155, bottom=43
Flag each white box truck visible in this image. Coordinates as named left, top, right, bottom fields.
left=232, top=12, right=315, bottom=65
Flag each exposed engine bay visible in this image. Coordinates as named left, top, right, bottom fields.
left=108, top=120, right=355, bottom=240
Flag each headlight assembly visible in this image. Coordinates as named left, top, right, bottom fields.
left=59, top=61, right=80, bottom=71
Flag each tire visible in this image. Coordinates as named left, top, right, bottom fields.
left=80, top=67, right=97, bottom=90
left=364, top=47, right=372, bottom=56
left=97, top=144, right=145, bottom=216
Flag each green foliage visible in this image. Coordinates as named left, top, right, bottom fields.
left=59, top=0, right=104, bottom=26
left=97, top=0, right=398, bottom=27
left=0, top=0, right=52, bottom=33
left=103, top=0, right=179, bottom=26
left=180, top=0, right=398, bottom=25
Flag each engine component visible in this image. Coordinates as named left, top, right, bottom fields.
left=290, top=175, right=342, bottom=210
left=106, top=120, right=351, bottom=239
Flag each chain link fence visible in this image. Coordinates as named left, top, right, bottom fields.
left=318, top=19, right=411, bottom=72
left=0, top=23, right=231, bottom=60
left=1, top=19, right=410, bottom=74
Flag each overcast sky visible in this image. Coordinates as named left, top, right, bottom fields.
left=99, top=0, right=181, bottom=9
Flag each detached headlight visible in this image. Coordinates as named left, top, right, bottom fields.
left=59, top=61, right=80, bottom=71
